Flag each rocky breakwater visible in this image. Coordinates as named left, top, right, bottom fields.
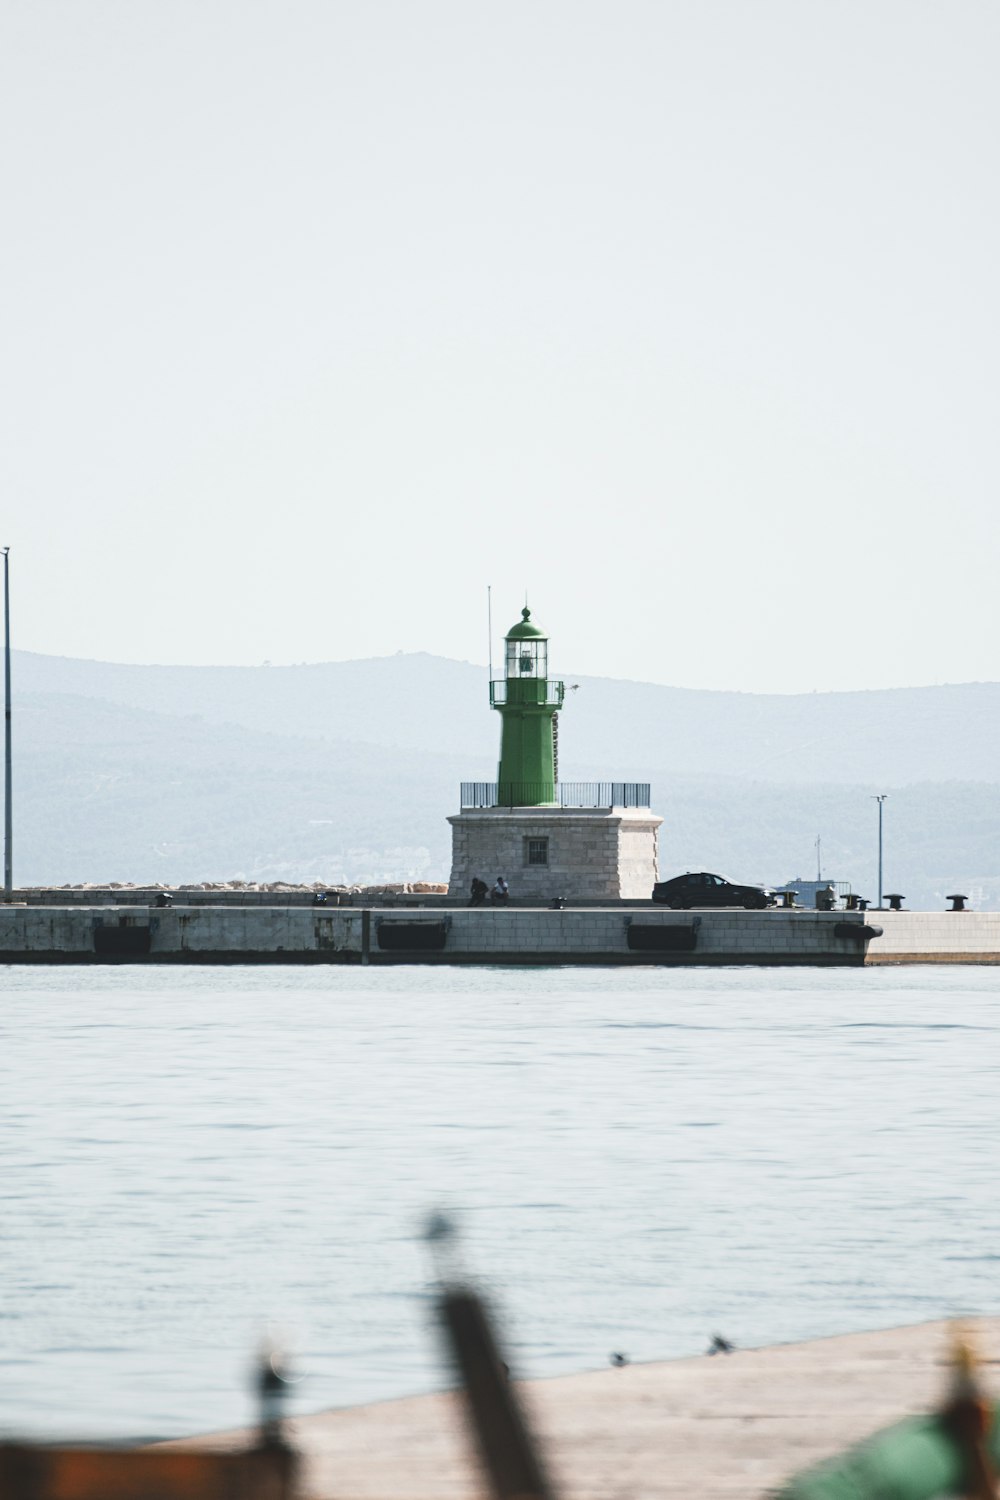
left=18, top=880, right=449, bottom=906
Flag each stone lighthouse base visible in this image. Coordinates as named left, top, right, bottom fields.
left=447, top=806, right=663, bottom=902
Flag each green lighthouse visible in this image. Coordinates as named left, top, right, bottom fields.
left=491, top=607, right=565, bottom=805
left=450, top=600, right=661, bottom=899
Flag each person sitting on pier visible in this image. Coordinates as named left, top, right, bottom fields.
left=469, top=876, right=488, bottom=907
left=491, top=875, right=509, bottom=905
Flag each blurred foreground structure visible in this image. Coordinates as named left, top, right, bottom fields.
left=5, top=1284, right=999, bottom=1500
left=164, top=1316, right=1000, bottom=1500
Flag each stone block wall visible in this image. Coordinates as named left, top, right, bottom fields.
left=447, top=807, right=663, bottom=900
left=10, top=903, right=999, bottom=965
left=0, top=903, right=881, bottom=964
left=434, top=909, right=871, bottom=962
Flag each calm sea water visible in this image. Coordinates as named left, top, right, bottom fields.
left=2, top=964, right=998, bottom=1440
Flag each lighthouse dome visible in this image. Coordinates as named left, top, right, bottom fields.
left=505, top=606, right=547, bottom=641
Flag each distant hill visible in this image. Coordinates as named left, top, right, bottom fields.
left=12, top=661, right=1000, bottom=908
left=14, top=650, right=1000, bottom=787
left=18, top=691, right=480, bottom=887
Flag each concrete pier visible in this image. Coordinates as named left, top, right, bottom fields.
left=3, top=894, right=999, bottom=963
left=165, top=1317, right=1000, bottom=1499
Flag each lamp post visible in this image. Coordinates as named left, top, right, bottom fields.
left=2, top=546, right=10, bottom=896
left=873, top=793, right=887, bottom=910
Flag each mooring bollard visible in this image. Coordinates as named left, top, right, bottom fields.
left=885, top=893, right=905, bottom=912
left=779, top=890, right=798, bottom=909
left=946, top=894, right=969, bottom=912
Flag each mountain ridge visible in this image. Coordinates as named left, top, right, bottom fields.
left=13, top=684, right=1000, bottom=907
left=13, top=650, right=1000, bottom=786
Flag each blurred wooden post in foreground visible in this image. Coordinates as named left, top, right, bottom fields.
left=439, top=1282, right=557, bottom=1500
left=429, top=1208, right=556, bottom=1500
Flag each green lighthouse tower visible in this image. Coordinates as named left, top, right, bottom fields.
left=492, top=607, right=565, bottom=806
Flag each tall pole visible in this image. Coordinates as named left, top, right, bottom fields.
left=874, top=794, right=887, bottom=909
left=3, top=547, right=11, bottom=896
left=487, top=585, right=493, bottom=683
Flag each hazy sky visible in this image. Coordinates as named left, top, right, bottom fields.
left=3, top=1, right=998, bottom=692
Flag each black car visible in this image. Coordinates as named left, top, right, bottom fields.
left=652, top=871, right=772, bottom=909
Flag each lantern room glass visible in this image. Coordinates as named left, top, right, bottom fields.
left=506, top=637, right=547, bottom=679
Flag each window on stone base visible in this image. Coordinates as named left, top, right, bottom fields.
left=525, top=837, right=549, bottom=867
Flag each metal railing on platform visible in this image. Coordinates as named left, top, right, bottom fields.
left=460, top=782, right=651, bottom=809
left=489, top=680, right=565, bottom=708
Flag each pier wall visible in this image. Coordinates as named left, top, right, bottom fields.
left=6, top=904, right=998, bottom=965
left=865, top=911, right=1000, bottom=962
left=0, top=905, right=875, bottom=965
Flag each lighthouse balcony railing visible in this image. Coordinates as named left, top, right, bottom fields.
left=489, top=679, right=565, bottom=708
left=460, top=782, right=651, bottom=810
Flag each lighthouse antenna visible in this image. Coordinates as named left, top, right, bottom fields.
left=487, top=585, right=493, bottom=682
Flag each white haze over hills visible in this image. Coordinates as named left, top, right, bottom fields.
left=13, top=649, right=1000, bottom=908
left=19, top=649, right=1000, bottom=784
